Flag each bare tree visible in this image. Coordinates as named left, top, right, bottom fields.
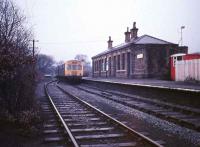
left=0, top=0, right=35, bottom=115
left=75, top=54, right=91, bottom=76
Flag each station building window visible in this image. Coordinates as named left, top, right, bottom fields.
left=95, top=61, right=97, bottom=71
left=96, top=61, right=98, bottom=71
left=94, top=61, right=96, bottom=71
left=98, top=60, right=100, bottom=71
left=113, top=56, right=116, bottom=69
left=117, top=55, right=120, bottom=70
left=95, top=61, right=98, bottom=71
left=94, top=61, right=95, bottom=71
left=122, top=53, right=125, bottom=70
left=101, top=59, right=104, bottom=71
left=104, top=58, right=107, bottom=71
left=96, top=61, right=97, bottom=71
left=109, top=57, right=111, bottom=70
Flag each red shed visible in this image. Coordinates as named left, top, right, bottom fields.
left=170, top=53, right=200, bottom=81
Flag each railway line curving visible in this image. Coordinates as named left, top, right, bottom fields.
left=44, top=81, right=163, bottom=147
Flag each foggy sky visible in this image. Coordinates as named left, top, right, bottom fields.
left=14, top=0, right=200, bottom=62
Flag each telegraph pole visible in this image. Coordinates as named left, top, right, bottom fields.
left=33, top=39, right=35, bottom=58
left=32, top=39, right=38, bottom=78
left=32, top=39, right=39, bottom=58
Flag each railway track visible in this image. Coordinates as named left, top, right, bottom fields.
left=44, top=81, right=162, bottom=147
left=72, top=83, right=200, bottom=132
left=40, top=81, right=74, bottom=146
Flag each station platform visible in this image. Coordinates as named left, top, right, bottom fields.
left=83, top=77, right=200, bottom=93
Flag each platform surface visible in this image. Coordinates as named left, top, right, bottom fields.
left=83, top=77, right=200, bottom=92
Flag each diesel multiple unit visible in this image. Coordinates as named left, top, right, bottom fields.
left=57, top=60, right=83, bottom=81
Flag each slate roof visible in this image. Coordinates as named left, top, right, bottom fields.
left=134, top=35, right=175, bottom=44
left=92, top=34, right=177, bottom=59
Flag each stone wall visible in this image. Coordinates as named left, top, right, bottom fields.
left=131, top=45, right=148, bottom=78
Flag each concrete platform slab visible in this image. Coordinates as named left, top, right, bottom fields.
left=83, top=77, right=200, bottom=92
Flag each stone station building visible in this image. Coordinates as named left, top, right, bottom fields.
left=92, top=22, right=188, bottom=79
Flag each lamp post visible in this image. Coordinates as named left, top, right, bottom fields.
left=180, top=26, right=185, bottom=46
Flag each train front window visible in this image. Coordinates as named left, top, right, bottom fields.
left=66, top=65, right=71, bottom=70
left=67, top=64, right=82, bottom=70
left=70, top=65, right=74, bottom=70
left=71, top=65, right=80, bottom=70
left=78, top=65, right=82, bottom=70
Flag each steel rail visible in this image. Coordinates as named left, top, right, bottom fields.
left=81, top=84, right=200, bottom=116
left=75, top=85, right=200, bottom=131
left=57, top=84, right=163, bottom=147
left=45, top=82, right=79, bottom=147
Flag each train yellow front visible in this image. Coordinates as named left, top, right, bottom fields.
left=57, top=60, right=83, bottom=81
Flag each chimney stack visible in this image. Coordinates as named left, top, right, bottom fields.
left=124, top=27, right=131, bottom=43
left=107, top=36, right=113, bottom=49
left=131, top=22, right=138, bottom=39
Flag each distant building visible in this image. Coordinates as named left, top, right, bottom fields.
left=92, top=22, right=188, bottom=79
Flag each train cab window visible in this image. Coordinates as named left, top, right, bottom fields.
left=71, top=65, right=76, bottom=70
left=72, top=65, right=76, bottom=70
left=70, top=64, right=82, bottom=70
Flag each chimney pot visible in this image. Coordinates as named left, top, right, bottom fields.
left=131, top=21, right=138, bottom=39
left=124, top=27, right=131, bottom=43
left=133, top=22, right=136, bottom=28
left=107, top=36, right=113, bottom=49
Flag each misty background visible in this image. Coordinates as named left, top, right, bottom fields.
left=14, top=0, right=200, bottom=62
